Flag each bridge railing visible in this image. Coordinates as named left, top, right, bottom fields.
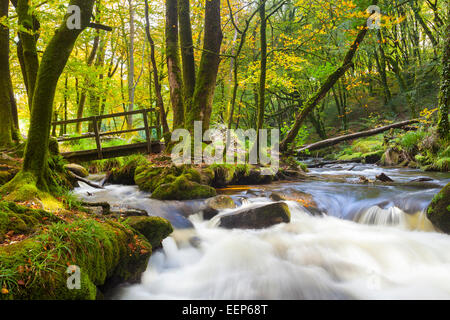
left=51, top=108, right=158, bottom=160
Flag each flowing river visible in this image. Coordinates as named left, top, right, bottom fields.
left=74, top=163, right=450, bottom=300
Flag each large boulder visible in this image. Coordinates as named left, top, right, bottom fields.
left=427, top=183, right=450, bottom=234
left=65, top=163, right=89, bottom=178
left=219, top=202, right=291, bottom=229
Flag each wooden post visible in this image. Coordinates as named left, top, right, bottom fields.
left=142, top=110, right=152, bottom=153
left=92, top=116, right=103, bottom=159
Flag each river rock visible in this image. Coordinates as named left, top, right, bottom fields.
left=219, top=202, right=291, bottom=229
left=427, top=182, right=450, bottom=234
left=111, top=208, right=148, bottom=217
left=206, top=195, right=236, bottom=210
left=376, top=173, right=394, bottom=182
left=65, top=163, right=89, bottom=178
left=125, top=216, right=173, bottom=248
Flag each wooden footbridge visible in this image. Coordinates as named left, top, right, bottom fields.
left=52, top=108, right=164, bottom=162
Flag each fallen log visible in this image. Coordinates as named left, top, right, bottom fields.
left=68, top=171, right=104, bottom=189
left=297, top=119, right=419, bottom=154
left=307, top=159, right=362, bottom=168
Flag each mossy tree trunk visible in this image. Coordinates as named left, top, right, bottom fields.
left=0, top=0, right=14, bottom=148
left=165, top=0, right=185, bottom=130
left=178, top=0, right=196, bottom=108
left=437, top=6, right=449, bottom=141
left=5, top=0, right=96, bottom=192
left=186, top=0, right=223, bottom=132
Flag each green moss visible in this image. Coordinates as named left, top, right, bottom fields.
left=0, top=201, right=61, bottom=242
left=361, top=150, right=384, bottom=164
left=210, top=164, right=236, bottom=187
left=109, top=155, right=149, bottom=185
left=125, top=216, right=173, bottom=248
left=0, top=210, right=153, bottom=300
left=151, top=175, right=216, bottom=200
left=399, top=130, right=427, bottom=153
left=435, top=157, right=450, bottom=172
left=427, top=183, right=450, bottom=234
left=352, top=136, right=384, bottom=153
left=338, top=152, right=362, bottom=161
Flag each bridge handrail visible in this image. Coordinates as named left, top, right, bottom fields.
left=52, top=108, right=157, bottom=159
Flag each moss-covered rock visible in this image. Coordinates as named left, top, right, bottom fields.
left=205, top=195, right=236, bottom=210
left=362, top=150, right=384, bottom=164
left=151, top=175, right=216, bottom=200
left=0, top=206, right=155, bottom=300
left=125, top=216, right=173, bottom=248
left=427, top=183, right=450, bottom=234
left=108, top=155, right=149, bottom=185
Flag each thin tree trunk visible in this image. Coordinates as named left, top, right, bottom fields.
left=376, top=30, right=392, bottom=108
left=76, top=33, right=100, bottom=133
left=255, top=0, right=267, bottom=152
left=127, top=0, right=135, bottom=129
left=145, top=0, right=170, bottom=142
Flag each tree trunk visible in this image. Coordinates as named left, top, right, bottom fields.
left=186, top=0, right=223, bottom=131
left=0, top=0, right=13, bottom=148
left=145, top=0, right=170, bottom=142
left=17, top=0, right=95, bottom=191
left=376, top=29, right=392, bottom=108
left=127, top=0, right=135, bottom=129
left=178, top=0, right=196, bottom=104
left=255, top=0, right=267, bottom=152
left=12, top=0, right=40, bottom=111
left=165, top=0, right=185, bottom=130
left=76, top=33, right=100, bottom=133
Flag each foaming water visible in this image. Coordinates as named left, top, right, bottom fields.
left=73, top=165, right=450, bottom=299
left=115, top=202, right=450, bottom=300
